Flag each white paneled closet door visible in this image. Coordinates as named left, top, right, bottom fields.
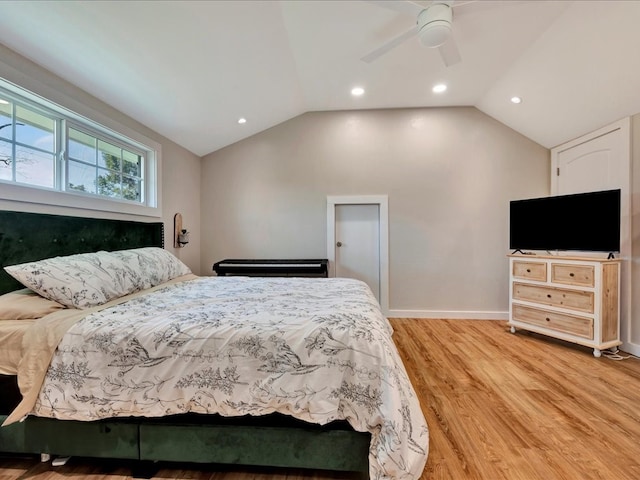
left=550, top=117, right=631, bottom=348
left=553, top=121, right=627, bottom=195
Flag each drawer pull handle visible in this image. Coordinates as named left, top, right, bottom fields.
left=569, top=273, right=575, bottom=277
left=526, top=269, right=531, bottom=273
left=545, top=317, right=550, bottom=322
left=547, top=294, right=552, bottom=298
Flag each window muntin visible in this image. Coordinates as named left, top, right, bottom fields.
left=0, top=84, right=155, bottom=212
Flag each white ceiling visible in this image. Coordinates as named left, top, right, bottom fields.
left=1, top=0, right=639, bottom=157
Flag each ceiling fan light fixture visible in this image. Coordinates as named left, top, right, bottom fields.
left=418, top=4, right=453, bottom=48
left=419, top=21, right=451, bottom=48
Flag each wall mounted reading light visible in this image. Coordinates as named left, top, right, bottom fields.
left=174, top=213, right=190, bottom=248
left=178, top=230, right=190, bottom=247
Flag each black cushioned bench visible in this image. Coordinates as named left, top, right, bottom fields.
left=213, top=259, right=328, bottom=277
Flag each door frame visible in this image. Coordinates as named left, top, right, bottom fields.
left=327, top=195, right=389, bottom=315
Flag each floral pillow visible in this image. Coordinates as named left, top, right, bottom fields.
left=4, top=248, right=191, bottom=310
left=110, top=247, right=192, bottom=289
left=4, top=251, right=135, bottom=309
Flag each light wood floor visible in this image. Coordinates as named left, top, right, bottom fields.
left=2, top=318, right=640, bottom=480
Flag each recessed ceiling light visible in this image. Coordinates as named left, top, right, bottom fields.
left=0, top=99, right=8, bottom=105
left=351, top=87, right=365, bottom=96
left=432, top=83, right=447, bottom=93
left=237, top=117, right=247, bottom=124
left=511, top=96, right=522, bottom=104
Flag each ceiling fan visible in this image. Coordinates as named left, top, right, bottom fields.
left=361, top=1, right=475, bottom=67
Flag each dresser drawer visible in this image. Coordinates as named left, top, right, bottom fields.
left=512, top=282, right=594, bottom=313
left=512, top=304, right=593, bottom=339
left=512, top=261, right=547, bottom=281
left=551, top=263, right=594, bottom=287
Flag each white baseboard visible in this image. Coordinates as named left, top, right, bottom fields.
left=621, top=341, right=640, bottom=357
left=387, top=310, right=509, bottom=320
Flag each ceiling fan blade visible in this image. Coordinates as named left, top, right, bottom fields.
left=363, top=0, right=427, bottom=17
left=361, top=26, right=418, bottom=63
left=438, top=35, right=461, bottom=66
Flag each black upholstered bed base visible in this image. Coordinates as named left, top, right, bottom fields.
left=0, top=210, right=370, bottom=477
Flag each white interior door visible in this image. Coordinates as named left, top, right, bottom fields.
left=551, top=117, right=631, bottom=346
left=334, top=204, right=380, bottom=301
left=326, top=195, right=389, bottom=314
left=551, top=120, right=630, bottom=246
left=554, top=127, right=625, bottom=195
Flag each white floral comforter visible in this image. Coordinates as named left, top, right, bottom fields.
left=33, top=276, right=428, bottom=479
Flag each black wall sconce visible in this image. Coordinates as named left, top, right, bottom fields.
left=174, top=213, right=190, bottom=248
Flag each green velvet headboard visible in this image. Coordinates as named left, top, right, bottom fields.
left=0, top=210, right=164, bottom=295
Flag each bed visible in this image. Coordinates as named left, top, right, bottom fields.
left=0, top=210, right=428, bottom=479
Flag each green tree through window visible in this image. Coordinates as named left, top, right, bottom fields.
left=68, top=126, right=143, bottom=202
left=96, top=151, right=141, bottom=201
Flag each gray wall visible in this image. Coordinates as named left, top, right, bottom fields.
left=0, top=43, right=202, bottom=274
left=201, top=108, right=550, bottom=316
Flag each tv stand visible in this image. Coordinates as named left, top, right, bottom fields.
left=508, top=254, right=621, bottom=357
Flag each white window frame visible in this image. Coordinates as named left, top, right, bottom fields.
left=0, top=77, right=161, bottom=218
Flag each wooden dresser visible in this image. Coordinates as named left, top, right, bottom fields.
left=508, top=254, right=621, bottom=357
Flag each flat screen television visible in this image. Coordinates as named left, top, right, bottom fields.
left=509, top=189, right=621, bottom=253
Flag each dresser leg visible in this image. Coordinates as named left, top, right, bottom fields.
left=510, top=326, right=516, bottom=334
left=593, top=348, right=602, bottom=358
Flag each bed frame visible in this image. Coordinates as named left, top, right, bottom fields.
left=0, top=210, right=370, bottom=478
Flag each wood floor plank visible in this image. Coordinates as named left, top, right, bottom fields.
left=2, top=319, right=640, bottom=479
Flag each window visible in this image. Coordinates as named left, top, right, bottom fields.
left=0, top=80, right=159, bottom=216
left=67, top=125, right=144, bottom=202
left=0, top=99, right=56, bottom=188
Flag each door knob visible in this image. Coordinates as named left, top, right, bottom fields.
left=336, top=241, right=342, bottom=247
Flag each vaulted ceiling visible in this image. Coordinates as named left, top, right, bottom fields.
left=1, top=1, right=639, bottom=156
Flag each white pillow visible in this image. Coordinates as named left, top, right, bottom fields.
left=4, top=251, right=135, bottom=309
left=110, top=247, right=192, bottom=289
